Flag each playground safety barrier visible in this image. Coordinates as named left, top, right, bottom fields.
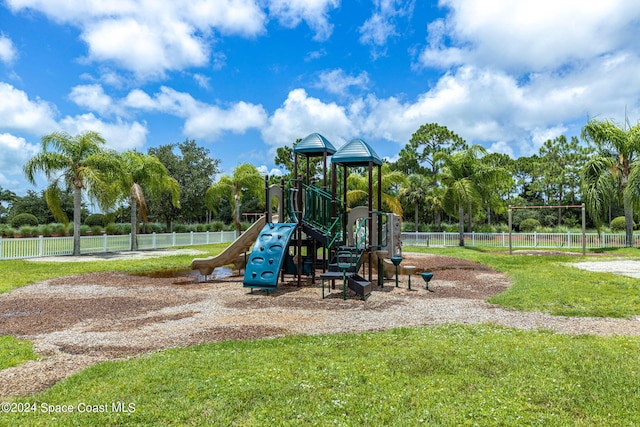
left=0, top=230, right=238, bottom=260
left=401, top=231, right=640, bottom=249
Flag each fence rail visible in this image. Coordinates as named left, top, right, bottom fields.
left=401, top=231, right=640, bottom=249
left=0, top=231, right=238, bottom=260
left=2, top=230, right=638, bottom=260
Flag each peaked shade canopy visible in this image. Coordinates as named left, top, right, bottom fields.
left=331, top=138, right=382, bottom=166
left=293, top=133, right=337, bottom=156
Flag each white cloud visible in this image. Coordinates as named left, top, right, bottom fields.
left=0, top=35, right=17, bottom=64
left=420, top=0, right=640, bottom=73
left=6, top=0, right=267, bottom=78
left=262, top=88, right=353, bottom=149
left=82, top=18, right=208, bottom=79
left=359, top=0, right=414, bottom=57
left=256, top=165, right=283, bottom=177
left=184, top=101, right=268, bottom=140
left=359, top=13, right=396, bottom=47
left=486, top=141, right=514, bottom=158
left=268, top=0, right=339, bottom=41
left=193, top=73, right=210, bottom=89
left=0, top=133, right=39, bottom=189
left=121, top=86, right=268, bottom=140
left=315, top=69, right=370, bottom=96
left=0, top=83, right=58, bottom=133
left=68, top=84, right=115, bottom=115
left=59, top=113, right=148, bottom=151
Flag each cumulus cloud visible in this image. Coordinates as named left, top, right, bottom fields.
left=59, top=113, right=148, bottom=151
left=262, top=88, right=353, bottom=149
left=268, top=0, right=339, bottom=41
left=68, top=84, right=115, bottom=115
left=0, top=35, right=17, bottom=64
left=0, top=83, right=58, bottom=133
left=6, top=0, right=267, bottom=78
left=0, top=133, right=39, bottom=189
left=420, top=0, right=640, bottom=73
left=315, top=69, right=370, bottom=96
left=121, top=86, right=268, bottom=140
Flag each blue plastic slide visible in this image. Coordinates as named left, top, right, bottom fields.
left=243, top=223, right=297, bottom=290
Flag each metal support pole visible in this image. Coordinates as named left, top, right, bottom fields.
left=582, top=203, right=586, bottom=256
left=264, top=174, right=270, bottom=224
left=508, top=206, right=513, bottom=255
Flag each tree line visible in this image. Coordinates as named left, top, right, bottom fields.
left=2, top=116, right=640, bottom=253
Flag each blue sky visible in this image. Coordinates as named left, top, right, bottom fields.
left=1, top=0, right=640, bottom=196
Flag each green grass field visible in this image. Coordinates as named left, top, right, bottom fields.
left=1, top=245, right=640, bottom=425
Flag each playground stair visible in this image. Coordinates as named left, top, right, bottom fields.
left=321, top=246, right=372, bottom=299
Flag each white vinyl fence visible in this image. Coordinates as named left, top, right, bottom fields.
left=401, top=231, right=639, bottom=249
left=2, top=230, right=637, bottom=260
left=0, top=231, right=238, bottom=260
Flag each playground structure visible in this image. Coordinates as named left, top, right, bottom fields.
left=191, top=133, right=402, bottom=299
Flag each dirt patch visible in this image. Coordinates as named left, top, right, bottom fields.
left=2, top=252, right=640, bottom=398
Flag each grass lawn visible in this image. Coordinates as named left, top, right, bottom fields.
left=407, top=246, right=640, bottom=318
left=1, top=325, right=640, bottom=426
left=2, top=245, right=640, bottom=425
left=0, top=336, right=38, bottom=370
left=0, top=244, right=227, bottom=294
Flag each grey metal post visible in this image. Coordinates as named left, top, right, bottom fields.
left=582, top=203, right=586, bottom=256
left=508, top=206, right=512, bottom=255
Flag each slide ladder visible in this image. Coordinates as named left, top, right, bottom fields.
left=243, top=223, right=297, bottom=290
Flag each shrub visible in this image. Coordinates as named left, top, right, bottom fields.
left=173, top=224, right=188, bottom=233
left=90, top=225, right=103, bottom=235
left=80, top=225, right=91, bottom=235
left=10, top=213, right=38, bottom=228
left=85, top=214, right=107, bottom=227
left=610, top=216, right=632, bottom=231
left=494, top=223, right=510, bottom=233
left=105, top=223, right=118, bottom=235
left=208, top=221, right=224, bottom=232
left=519, top=218, right=541, bottom=232
left=38, top=224, right=53, bottom=237
left=51, top=223, right=67, bottom=236
left=145, top=223, right=165, bottom=233
left=19, top=226, right=37, bottom=237
left=0, top=224, right=14, bottom=237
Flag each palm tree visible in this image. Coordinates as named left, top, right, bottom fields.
left=0, top=187, right=17, bottom=222
left=24, top=131, right=119, bottom=255
left=205, top=163, right=264, bottom=234
left=112, top=151, right=181, bottom=250
left=400, top=173, right=431, bottom=231
left=438, top=145, right=509, bottom=246
left=581, top=118, right=640, bottom=247
left=346, top=164, right=407, bottom=216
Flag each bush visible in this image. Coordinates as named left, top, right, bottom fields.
left=173, top=224, right=188, bottom=233
left=19, top=226, right=37, bottom=237
left=85, top=214, right=107, bottom=227
left=90, top=225, right=103, bottom=235
left=10, top=213, right=38, bottom=228
left=0, top=224, right=14, bottom=237
left=494, top=223, right=510, bottom=233
left=38, top=224, right=53, bottom=237
left=519, top=218, right=541, bottom=232
left=208, top=221, right=225, bottom=232
left=610, top=216, right=632, bottom=232
left=51, top=223, right=67, bottom=236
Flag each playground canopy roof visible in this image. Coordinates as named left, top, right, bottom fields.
left=331, top=138, right=382, bottom=166
left=293, top=133, right=337, bottom=156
